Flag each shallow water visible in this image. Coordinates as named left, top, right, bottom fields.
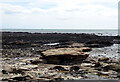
left=89, top=44, right=119, bottom=59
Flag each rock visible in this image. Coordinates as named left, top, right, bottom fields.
left=95, top=68, right=102, bottom=71
left=83, top=60, right=91, bottom=63
left=81, top=63, right=93, bottom=67
left=10, top=75, right=32, bottom=81
left=2, top=70, right=8, bottom=74
left=20, top=65, right=38, bottom=70
left=69, top=43, right=84, bottom=48
left=10, top=41, right=30, bottom=45
left=117, top=73, right=120, bottom=78
left=31, top=44, right=41, bottom=47
left=113, top=39, right=120, bottom=44
left=102, top=64, right=120, bottom=72
left=52, top=77, right=64, bottom=82
left=70, top=66, right=80, bottom=71
left=98, top=71, right=110, bottom=76
left=1, top=67, right=26, bottom=74
left=81, top=47, right=92, bottom=52
left=9, top=68, right=26, bottom=74
left=61, top=75, right=82, bottom=80
left=50, top=66, right=67, bottom=71
left=94, top=62, right=102, bottom=67
left=85, top=40, right=113, bottom=48
left=98, top=57, right=109, bottom=61
left=85, top=44, right=99, bottom=48
left=30, top=59, right=43, bottom=64
left=41, top=48, right=91, bottom=64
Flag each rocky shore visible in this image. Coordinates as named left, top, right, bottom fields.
left=1, top=32, right=120, bottom=81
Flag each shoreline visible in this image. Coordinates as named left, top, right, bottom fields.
left=1, top=32, right=120, bottom=81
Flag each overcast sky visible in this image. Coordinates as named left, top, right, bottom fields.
left=0, top=0, right=119, bottom=29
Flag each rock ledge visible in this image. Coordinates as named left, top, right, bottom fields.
left=41, top=47, right=92, bottom=64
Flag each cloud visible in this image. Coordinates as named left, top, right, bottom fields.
left=0, top=0, right=34, bottom=3
left=0, top=0, right=119, bottom=29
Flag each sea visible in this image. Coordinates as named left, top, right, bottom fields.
left=1, top=29, right=119, bottom=36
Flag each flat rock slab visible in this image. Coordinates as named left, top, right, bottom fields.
left=41, top=47, right=92, bottom=65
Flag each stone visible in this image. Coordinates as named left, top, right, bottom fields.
left=50, top=66, right=67, bottom=71
left=20, top=65, right=38, bottom=70
left=117, top=73, right=120, bottom=78
left=9, top=68, right=26, bottom=74
left=98, top=57, right=109, bottom=61
left=30, top=59, right=43, bottom=64
left=2, top=70, right=8, bottom=74
left=70, top=66, right=80, bottom=71
left=98, top=71, right=110, bottom=76
left=85, top=40, right=113, bottom=48
left=41, top=48, right=91, bottom=64
left=69, top=43, right=84, bottom=48
left=81, top=63, right=93, bottom=67
left=94, top=62, right=102, bottom=67
left=103, top=64, right=120, bottom=72
left=10, top=75, right=32, bottom=81
left=84, top=44, right=99, bottom=48
left=81, top=47, right=92, bottom=52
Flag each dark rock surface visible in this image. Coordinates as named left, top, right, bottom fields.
left=1, top=32, right=120, bottom=81
left=2, top=32, right=119, bottom=49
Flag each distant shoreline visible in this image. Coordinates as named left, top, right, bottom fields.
left=1, top=29, right=118, bottom=36
left=2, top=32, right=119, bottom=49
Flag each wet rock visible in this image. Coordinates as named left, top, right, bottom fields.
left=81, top=63, right=93, bottom=67
left=85, top=40, right=113, bottom=48
left=83, top=60, right=91, bottom=63
left=94, top=62, right=102, bottom=67
left=61, top=75, right=82, bottom=80
left=20, top=65, right=38, bottom=70
left=98, top=57, right=109, bottom=61
left=1, top=67, right=26, bottom=75
left=31, top=44, right=41, bottom=47
left=81, top=47, right=92, bottom=52
left=98, top=71, right=110, bottom=76
left=95, top=68, right=102, bottom=71
left=9, top=68, right=26, bottom=74
left=9, top=41, right=30, bottom=45
left=84, top=44, right=99, bottom=48
left=103, top=64, right=120, bottom=72
left=10, top=75, right=33, bottom=81
left=2, top=70, right=8, bottom=74
left=117, top=73, right=120, bottom=78
left=113, top=39, right=120, bottom=44
left=41, top=48, right=91, bottom=64
left=52, top=77, right=64, bottom=82
left=30, top=59, right=44, bottom=64
left=70, top=66, right=80, bottom=71
left=69, top=43, right=84, bottom=48
left=50, top=66, right=67, bottom=71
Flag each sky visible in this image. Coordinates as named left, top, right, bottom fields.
left=0, top=0, right=119, bottom=29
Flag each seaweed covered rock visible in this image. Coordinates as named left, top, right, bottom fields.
left=85, top=40, right=113, bottom=48
left=41, top=47, right=91, bottom=65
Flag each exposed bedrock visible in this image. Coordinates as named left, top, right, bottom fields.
left=2, top=32, right=119, bottom=49
left=41, top=47, right=92, bottom=65
left=84, top=40, right=113, bottom=48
